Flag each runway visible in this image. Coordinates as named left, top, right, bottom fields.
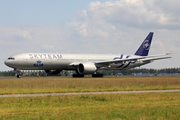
left=0, top=90, right=180, bottom=98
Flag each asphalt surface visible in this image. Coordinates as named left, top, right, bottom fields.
left=0, top=90, right=180, bottom=98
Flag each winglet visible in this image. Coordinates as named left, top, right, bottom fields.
left=134, top=32, right=154, bottom=56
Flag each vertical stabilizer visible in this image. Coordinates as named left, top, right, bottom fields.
left=134, top=32, right=153, bottom=56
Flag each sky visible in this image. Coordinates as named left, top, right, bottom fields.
left=0, top=0, right=180, bottom=71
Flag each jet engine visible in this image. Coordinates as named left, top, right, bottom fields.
left=77, top=63, right=97, bottom=74
left=45, top=70, right=62, bottom=75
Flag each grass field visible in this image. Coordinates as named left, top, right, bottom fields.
left=0, top=76, right=180, bottom=94
left=0, top=92, right=180, bottom=119
left=0, top=76, right=180, bottom=119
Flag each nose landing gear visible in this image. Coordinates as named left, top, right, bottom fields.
left=14, top=68, right=21, bottom=78
left=17, top=73, right=21, bottom=78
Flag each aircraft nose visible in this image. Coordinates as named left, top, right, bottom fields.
left=4, top=60, right=9, bottom=66
left=4, top=60, right=13, bottom=66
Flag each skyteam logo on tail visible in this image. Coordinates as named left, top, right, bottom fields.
left=134, top=32, right=153, bottom=56
left=143, top=40, right=150, bottom=50
left=33, top=60, right=43, bottom=67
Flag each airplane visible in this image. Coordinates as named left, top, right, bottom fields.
left=4, top=32, right=171, bottom=78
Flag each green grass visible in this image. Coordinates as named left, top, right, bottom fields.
left=0, top=92, right=180, bottom=119
left=0, top=76, right=180, bottom=119
left=0, top=76, right=180, bottom=94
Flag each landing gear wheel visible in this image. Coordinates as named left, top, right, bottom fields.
left=92, top=74, right=103, bottom=78
left=14, top=68, right=21, bottom=78
left=72, top=74, right=84, bottom=78
left=17, top=74, right=21, bottom=78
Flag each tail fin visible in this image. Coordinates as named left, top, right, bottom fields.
left=134, top=32, right=153, bottom=56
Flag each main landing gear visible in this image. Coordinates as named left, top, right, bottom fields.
left=92, top=73, right=103, bottom=78
left=72, top=74, right=84, bottom=78
left=72, top=73, right=104, bottom=78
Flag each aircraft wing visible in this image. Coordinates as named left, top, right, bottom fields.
left=68, top=57, right=142, bottom=67
left=95, top=53, right=171, bottom=66
left=69, top=53, right=171, bottom=67
left=95, top=57, right=144, bottom=65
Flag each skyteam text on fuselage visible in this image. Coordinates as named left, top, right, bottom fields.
left=4, top=32, right=171, bottom=78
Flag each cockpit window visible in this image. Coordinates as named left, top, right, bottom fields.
left=8, top=57, right=15, bottom=60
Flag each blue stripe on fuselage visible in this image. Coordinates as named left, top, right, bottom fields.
left=116, top=55, right=130, bottom=68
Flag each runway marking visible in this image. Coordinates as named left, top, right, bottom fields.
left=0, top=90, right=180, bottom=98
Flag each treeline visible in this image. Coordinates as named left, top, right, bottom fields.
left=0, top=68, right=180, bottom=76
left=101, top=68, right=180, bottom=75
left=0, top=70, right=71, bottom=77
left=0, top=70, right=46, bottom=77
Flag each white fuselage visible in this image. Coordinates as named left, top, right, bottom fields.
left=4, top=53, right=150, bottom=71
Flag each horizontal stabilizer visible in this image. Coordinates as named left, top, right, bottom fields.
left=142, top=56, right=172, bottom=62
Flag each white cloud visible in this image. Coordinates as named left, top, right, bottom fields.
left=152, top=40, right=166, bottom=53
left=18, top=30, right=32, bottom=40
left=41, top=44, right=54, bottom=51
left=69, top=0, right=180, bottom=46
left=0, top=26, right=69, bottom=53
left=74, top=0, right=180, bottom=31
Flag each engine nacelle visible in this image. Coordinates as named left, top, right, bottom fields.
left=77, top=63, right=97, bottom=74
left=45, top=70, right=62, bottom=75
